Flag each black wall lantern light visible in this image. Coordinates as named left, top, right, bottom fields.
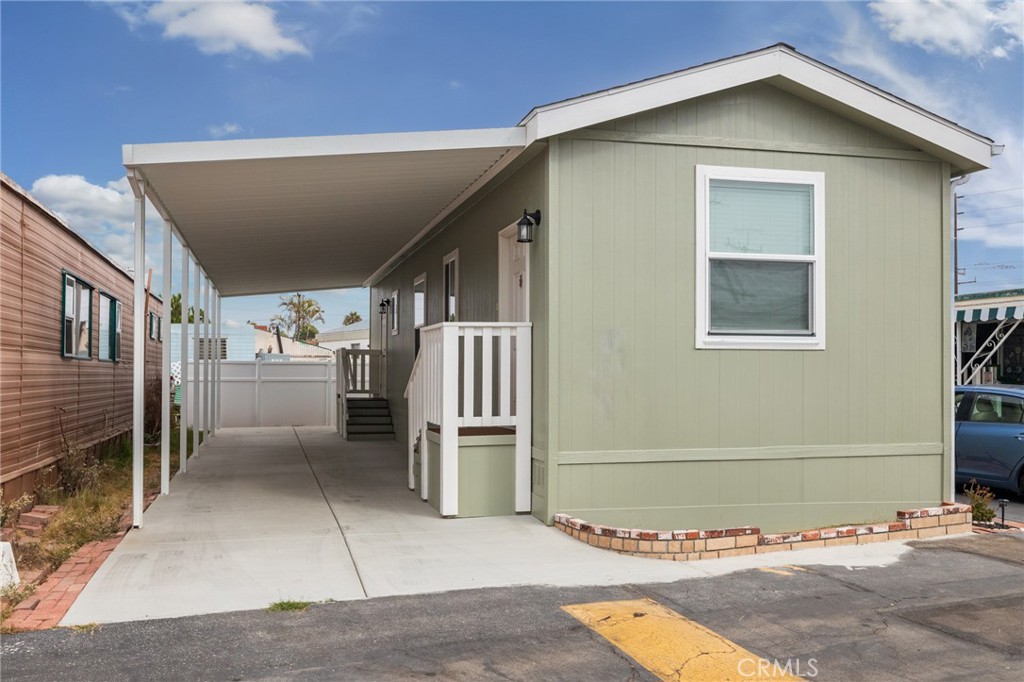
left=517, top=209, right=541, bottom=243
left=378, top=298, right=390, bottom=316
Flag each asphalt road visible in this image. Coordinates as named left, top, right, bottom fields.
left=3, top=534, right=1022, bottom=682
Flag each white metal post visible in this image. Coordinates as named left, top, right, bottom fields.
left=514, top=325, right=532, bottom=512
left=210, top=288, right=216, bottom=436
left=439, top=324, right=459, bottom=517
left=180, top=246, right=189, bottom=474
left=131, top=176, right=146, bottom=529
left=204, top=277, right=211, bottom=439
left=192, top=264, right=201, bottom=455
left=216, top=290, right=222, bottom=430
left=160, top=221, right=172, bottom=495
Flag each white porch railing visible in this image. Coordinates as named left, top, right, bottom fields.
left=339, top=348, right=384, bottom=396
left=338, top=348, right=385, bottom=438
left=404, top=322, right=532, bottom=517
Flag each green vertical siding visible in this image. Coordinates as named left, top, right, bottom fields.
left=370, top=151, right=549, bottom=450
left=549, top=83, right=950, bottom=533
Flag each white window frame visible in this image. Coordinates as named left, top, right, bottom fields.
left=62, top=272, right=93, bottom=359
left=443, top=249, right=459, bottom=322
left=390, top=289, right=399, bottom=336
left=695, top=165, right=825, bottom=351
left=98, top=292, right=122, bottom=362
left=413, top=273, right=427, bottom=329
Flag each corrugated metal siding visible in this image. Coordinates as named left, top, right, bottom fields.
left=1, top=179, right=163, bottom=490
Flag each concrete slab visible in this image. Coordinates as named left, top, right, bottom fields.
left=61, top=428, right=365, bottom=625
left=62, top=427, right=915, bottom=625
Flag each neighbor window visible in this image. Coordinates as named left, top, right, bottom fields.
left=413, top=274, right=427, bottom=328
left=62, top=273, right=93, bottom=358
left=443, top=250, right=459, bottom=322
left=695, top=165, right=825, bottom=350
left=98, top=293, right=122, bottom=361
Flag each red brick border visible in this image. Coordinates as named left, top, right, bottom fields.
left=553, top=502, right=973, bottom=562
left=2, top=489, right=159, bottom=632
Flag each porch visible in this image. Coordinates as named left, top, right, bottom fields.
left=61, top=427, right=695, bottom=625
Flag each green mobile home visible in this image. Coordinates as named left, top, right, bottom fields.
left=121, top=45, right=997, bottom=532
left=365, top=44, right=996, bottom=532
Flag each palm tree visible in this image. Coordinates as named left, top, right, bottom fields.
left=170, top=293, right=204, bottom=323
left=343, top=311, right=363, bottom=326
left=276, top=293, right=325, bottom=342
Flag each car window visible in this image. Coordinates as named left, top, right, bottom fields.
left=954, top=392, right=965, bottom=413
left=969, top=393, right=1024, bottom=424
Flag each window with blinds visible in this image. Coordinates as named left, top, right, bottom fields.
left=696, top=166, right=825, bottom=350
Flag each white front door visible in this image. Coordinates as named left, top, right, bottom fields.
left=499, top=226, right=529, bottom=412
left=499, top=226, right=529, bottom=322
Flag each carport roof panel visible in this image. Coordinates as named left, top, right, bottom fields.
left=124, top=128, right=525, bottom=296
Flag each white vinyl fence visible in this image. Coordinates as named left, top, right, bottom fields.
left=180, top=359, right=336, bottom=428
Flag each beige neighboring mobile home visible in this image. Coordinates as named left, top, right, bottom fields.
left=121, top=44, right=998, bottom=533
left=1, top=174, right=163, bottom=498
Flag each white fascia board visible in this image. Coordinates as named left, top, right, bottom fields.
left=526, top=51, right=781, bottom=141
left=777, top=56, right=994, bottom=170
left=523, top=46, right=993, bottom=170
left=123, top=127, right=526, bottom=166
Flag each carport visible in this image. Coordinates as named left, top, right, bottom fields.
left=124, top=127, right=529, bottom=527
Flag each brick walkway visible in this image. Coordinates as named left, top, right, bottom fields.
left=4, top=535, right=124, bottom=631
left=3, top=490, right=158, bottom=632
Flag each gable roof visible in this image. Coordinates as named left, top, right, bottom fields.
left=519, top=43, right=997, bottom=175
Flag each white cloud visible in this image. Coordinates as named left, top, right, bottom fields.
left=29, top=174, right=167, bottom=287
left=831, top=4, right=957, bottom=115
left=207, top=122, right=243, bottom=137
left=869, top=0, right=1023, bottom=59
left=448, top=80, right=463, bottom=90
left=224, top=319, right=243, bottom=329
left=117, top=1, right=309, bottom=59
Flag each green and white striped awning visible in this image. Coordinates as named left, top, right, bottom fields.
left=956, top=305, right=1024, bottom=322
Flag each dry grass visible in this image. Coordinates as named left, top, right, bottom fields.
left=13, top=423, right=194, bottom=573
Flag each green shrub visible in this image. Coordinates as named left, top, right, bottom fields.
left=963, top=479, right=995, bottom=523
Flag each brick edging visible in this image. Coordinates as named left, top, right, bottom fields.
left=2, top=489, right=159, bottom=632
left=552, top=502, right=972, bottom=562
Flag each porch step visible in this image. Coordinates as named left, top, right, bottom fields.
left=348, top=433, right=397, bottom=441
left=347, top=423, right=394, bottom=434
left=348, top=416, right=393, bottom=425
left=345, top=398, right=395, bottom=441
left=347, top=398, right=388, bottom=409
left=347, top=408, right=391, bottom=417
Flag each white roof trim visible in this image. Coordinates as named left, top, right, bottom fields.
left=124, top=127, right=525, bottom=166
left=520, top=45, right=995, bottom=172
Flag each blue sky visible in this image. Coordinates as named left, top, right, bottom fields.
left=2, top=1, right=1022, bottom=331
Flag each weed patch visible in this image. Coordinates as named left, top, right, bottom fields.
left=267, top=600, right=313, bottom=613
left=963, top=479, right=996, bottom=523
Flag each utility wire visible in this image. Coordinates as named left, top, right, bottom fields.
left=959, top=186, right=1024, bottom=198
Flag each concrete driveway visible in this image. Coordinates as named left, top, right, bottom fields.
left=62, top=427, right=915, bottom=625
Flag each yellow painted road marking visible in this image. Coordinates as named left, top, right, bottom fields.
left=563, top=598, right=803, bottom=681
left=784, top=565, right=808, bottom=572
left=756, top=567, right=795, bottom=576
